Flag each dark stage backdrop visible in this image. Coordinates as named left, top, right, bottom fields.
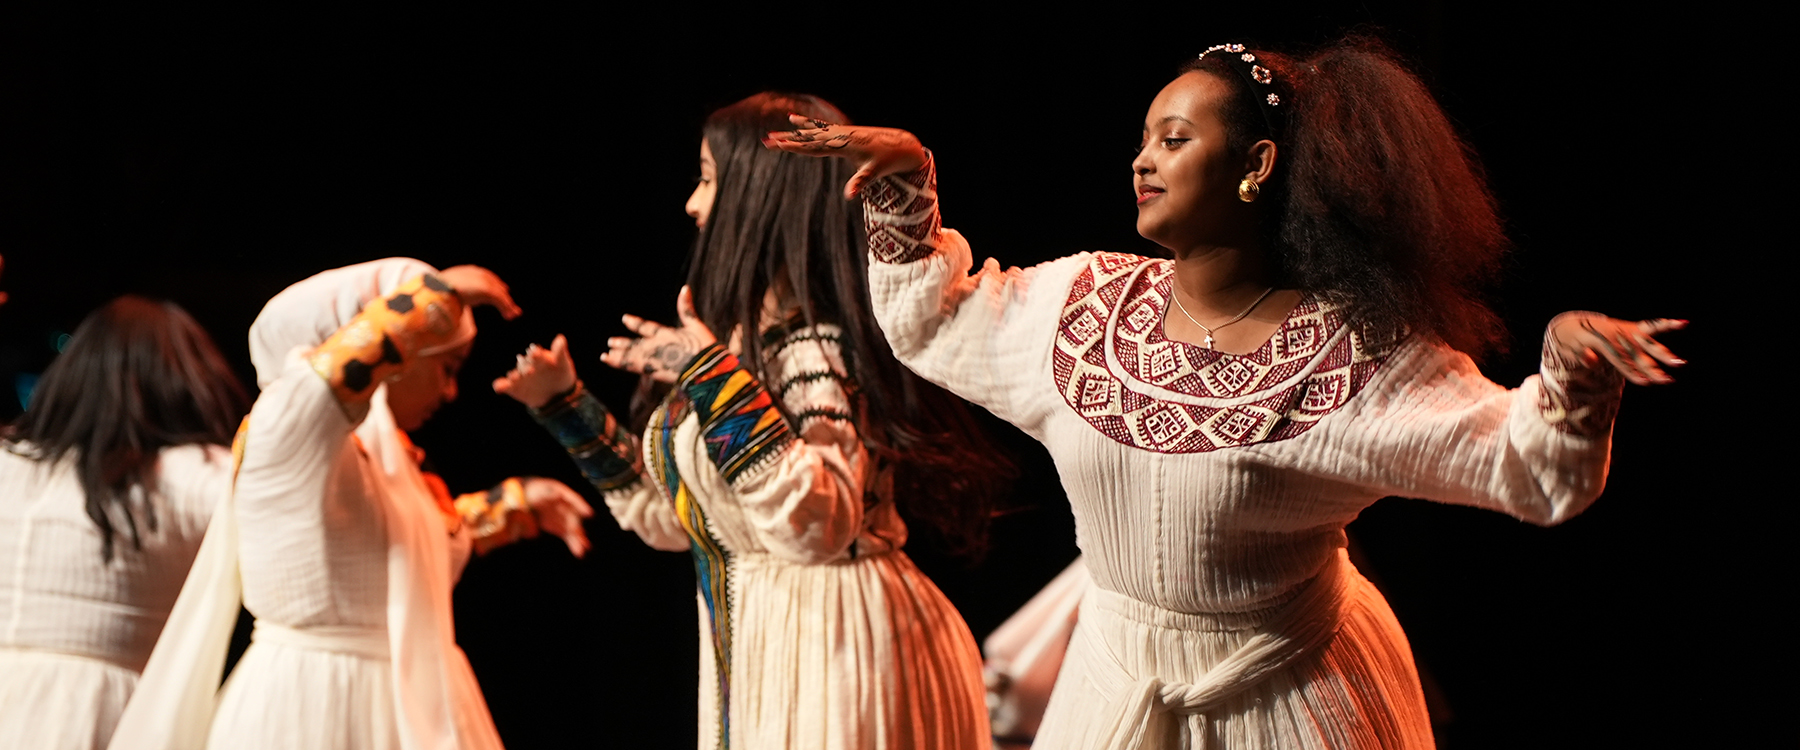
left=0, top=5, right=1763, bottom=748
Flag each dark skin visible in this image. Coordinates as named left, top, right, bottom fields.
left=765, top=76, right=1685, bottom=384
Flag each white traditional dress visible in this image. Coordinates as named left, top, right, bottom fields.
left=0, top=444, right=231, bottom=750
left=111, top=259, right=507, bottom=750
left=528, top=323, right=988, bottom=749
left=859, top=157, right=1622, bottom=749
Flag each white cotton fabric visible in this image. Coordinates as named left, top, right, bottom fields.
left=867, top=229, right=1613, bottom=749
left=0, top=444, right=230, bottom=750
left=604, top=326, right=990, bottom=750
left=110, top=258, right=501, bottom=750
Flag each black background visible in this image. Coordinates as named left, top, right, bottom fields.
left=0, top=3, right=1766, bottom=748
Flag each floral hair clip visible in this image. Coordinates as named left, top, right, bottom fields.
left=1196, top=43, right=1290, bottom=139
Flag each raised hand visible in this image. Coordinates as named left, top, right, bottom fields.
left=520, top=477, right=594, bottom=558
left=437, top=264, right=523, bottom=319
left=1547, top=312, right=1687, bottom=386
left=601, top=286, right=717, bottom=384
left=493, top=334, right=578, bottom=409
left=762, top=114, right=928, bottom=199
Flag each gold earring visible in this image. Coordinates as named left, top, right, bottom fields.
left=1238, top=176, right=1260, bottom=203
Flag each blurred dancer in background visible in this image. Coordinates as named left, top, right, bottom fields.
left=1, top=296, right=246, bottom=750
left=113, top=259, right=591, bottom=750
left=495, top=92, right=1010, bottom=750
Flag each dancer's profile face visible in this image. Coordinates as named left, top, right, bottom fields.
left=386, top=341, right=472, bottom=432
left=1131, top=72, right=1249, bottom=252
left=686, top=139, right=717, bottom=229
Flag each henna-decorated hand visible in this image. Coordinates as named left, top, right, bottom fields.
left=762, top=114, right=928, bottom=199
left=1547, top=312, right=1688, bottom=386
left=601, top=285, right=717, bottom=384
left=521, top=477, right=594, bottom=558
left=437, top=265, right=523, bottom=319
left=492, top=334, right=578, bottom=409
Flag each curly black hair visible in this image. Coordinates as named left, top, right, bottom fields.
left=1184, top=36, right=1509, bottom=360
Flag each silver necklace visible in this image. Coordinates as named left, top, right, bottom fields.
left=1170, top=286, right=1277, bottom=350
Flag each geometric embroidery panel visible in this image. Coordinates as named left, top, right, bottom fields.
left=1052, top=253, right=1393, bottom=453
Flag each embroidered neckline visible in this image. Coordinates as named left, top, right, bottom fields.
left=1052, top=253, right=1394, bottom=453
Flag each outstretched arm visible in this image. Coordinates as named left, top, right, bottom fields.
left=496, top=334, right=689, bottom=552
left=766, top=119, right=1084, bottom=436
left=1334, top=313, right=1686, bottom=525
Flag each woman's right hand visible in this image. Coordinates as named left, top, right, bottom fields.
left=493, top=334, right=577, bottom=409
left=437, top=264, right=523, bottom=320
left=762, top=114, right=928, bottom=199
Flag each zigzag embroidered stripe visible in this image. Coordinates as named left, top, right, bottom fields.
left=680, top=344, right=794, bottom=484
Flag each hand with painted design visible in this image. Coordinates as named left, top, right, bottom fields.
left=762, top=114, right=928, bottom=199
left=493, top=334, right=577, bottom=409
left=436, top=264, right=522, bottom=319
left=601, top=285, right=717, bottom=384
left=1547, top=312, right=1688, bottom=386
left=521, top=476, right=595, bottom=557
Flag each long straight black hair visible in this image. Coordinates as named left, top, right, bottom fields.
left=7, top=295, right=248, bottom=560
left=687, top=92, right=1013, bottom=557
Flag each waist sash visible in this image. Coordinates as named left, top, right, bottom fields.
left=1087, top=549, right=1353, bottom=750
left=251, top=622, right=389, bottom=661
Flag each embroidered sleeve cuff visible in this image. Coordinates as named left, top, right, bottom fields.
left=860, top=150, right=941, bottom=264
left=678, top=344, right=795, bottom=483
left=1536, top=313, right=1626, bottom=438
left=529, top=381, right=643, bottom=491
left=307, top=273, right=468, bottom=411
left=455, top=477, right=540, bottom=555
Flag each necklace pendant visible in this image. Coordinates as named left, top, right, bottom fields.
left=1203, top=334, right=1215, bottom=349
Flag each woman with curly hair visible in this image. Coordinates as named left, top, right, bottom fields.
left=495, top=92, right=1009, bottom=749
left=767, top=37, right=1684, bottom=749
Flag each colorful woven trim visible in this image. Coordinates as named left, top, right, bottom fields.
left=648, top=397, right=733, bottom=748
left=308, top=273, right=467, bottom=409
left=454, top=477, right=539, bottom=555
left=530, top=381, right=643, bottom=491
left=678, top=344, right=794, bottom=484
left=860, top=151, right=941, bottom=264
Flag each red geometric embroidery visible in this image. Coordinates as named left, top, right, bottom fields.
left=1052, top=253, right=1393, bottom=453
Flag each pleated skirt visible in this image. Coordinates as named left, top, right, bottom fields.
left=0, top=649, right=138, bottom=750
left=1034, top=569, right=1434, bottom=749
left=206, top=640, right=401, bottom=749
left=706, top=550, right=990, bottom=750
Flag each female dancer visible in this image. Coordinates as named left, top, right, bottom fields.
left=494, top=92, right=1005, bottom=749
left=767, top=38, right=1685, bottom=749
left=0, top=296, right=246, bottom=750
left=111, top=259, right=593, bottom=750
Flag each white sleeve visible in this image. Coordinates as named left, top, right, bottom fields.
left=862, top=154, right=1086, bottom=437
left=675, top=336, right=866, bottom=565
left=1321, top=335, right=1621, bottom=525
left=602, top=479, right=690, bottom=552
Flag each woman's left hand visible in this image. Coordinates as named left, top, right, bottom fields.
left=601, top=286, right=717, bottom=384
left=520, top=477, right=594, bottom=558
left=1547, top=312, right=1687, bottom=386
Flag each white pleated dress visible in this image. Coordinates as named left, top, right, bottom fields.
left=859, top=159, right=1620, bottom=749
left=111, top=259, right=503, bottom=750
left=586, top=325, right=989, bottom=750
left=0, top=444, right=231, bottom=750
